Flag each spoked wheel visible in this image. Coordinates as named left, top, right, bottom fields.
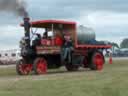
left=90, top=52, right=104, bottom=71
left=65, top=63, right=79, bottom=71
left=16, top=60, right=32, bottom=75
left=33, top=57, right=47, bottom=75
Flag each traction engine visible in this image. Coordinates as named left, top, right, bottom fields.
left=16, top=17, right=112, bottom=75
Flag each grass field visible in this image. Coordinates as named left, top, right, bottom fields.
left=0, top=59, right=128, bottom=96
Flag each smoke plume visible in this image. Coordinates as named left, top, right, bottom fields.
left=0, top=0, right=28, bottom=17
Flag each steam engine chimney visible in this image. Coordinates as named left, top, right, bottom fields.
left=23, top=17, right=31, bottom=47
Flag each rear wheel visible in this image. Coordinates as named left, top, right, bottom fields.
left=16, top=60, right=32, bottom=75
left=33, top=57, right=47, bottom=75
left=90, top=52, right=104, bottom=70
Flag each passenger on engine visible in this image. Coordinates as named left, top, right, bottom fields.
left=43, top=31, right=47, bottom=39
left=62, top=32, right=73, bottom=63
left=32, top=33, right=41, bottom=46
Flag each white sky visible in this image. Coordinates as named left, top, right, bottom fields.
left=0, top=0, right=128, bottom=50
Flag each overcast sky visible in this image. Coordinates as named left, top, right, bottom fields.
left=0, top=0, right=128, bottom=50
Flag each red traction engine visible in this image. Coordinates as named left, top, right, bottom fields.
left=16, top=18, right=112, bottom=75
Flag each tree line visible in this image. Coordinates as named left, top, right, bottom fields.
left=110, top=38, right=128, bottom=49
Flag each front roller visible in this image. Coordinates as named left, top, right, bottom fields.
left=16, top=59, right=32, bottom=75
left=90, top=51, right=104, bottom=70
left=33, top=57, right=47, bottom=75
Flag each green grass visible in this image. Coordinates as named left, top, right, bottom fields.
left=0, top=60, right=127, bottom=96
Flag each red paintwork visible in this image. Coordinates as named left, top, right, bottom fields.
left=31, top=20, right=76, bottom=25
left=75, top=45, right=112, bottom=49
left=19, top=64, right=32, bottom=75
left=41, top=37, right=63, bottom=46
left=21, top=19, right=76, bottom=27
left=54, top=36, right=63, bottom=46
left=41, top=39, right=52, bottom=46
left=36, top=46, right=61, bottom=55
left=36, top=58, right=47, bottom=74
left=93, top=53, right=104, bottom=70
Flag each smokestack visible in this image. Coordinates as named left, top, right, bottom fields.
left=23, top=17, right=31, bottom=47
left=0, top=0, right=31, bottom=55
left=0, top=0, right=31, bottom=47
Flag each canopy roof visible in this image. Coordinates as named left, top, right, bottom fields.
left=21, top=20, right=76, bottom=28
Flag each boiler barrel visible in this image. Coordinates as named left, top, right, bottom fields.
left=77, top=25, right=96, bottom=44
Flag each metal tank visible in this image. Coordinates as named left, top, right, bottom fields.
left=77, top=25, right=96, bottom=44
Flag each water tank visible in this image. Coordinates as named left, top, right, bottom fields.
left=77, top=25, right=96, bottom=44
